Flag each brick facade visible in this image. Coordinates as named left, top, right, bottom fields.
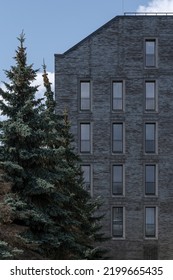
left=55, top=15, right=173, bottom=259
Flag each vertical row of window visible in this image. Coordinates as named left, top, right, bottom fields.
left=112, top=39, right=158, bottom=239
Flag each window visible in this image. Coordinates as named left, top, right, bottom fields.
left=81, top=165, right=91, bottom=194
left=145, top=165, right=156, bottom=195
left=145, top=81, right=156, bottom=111
left=112, top=207, right=124, bottom=238
left=145, top=207, right=156, bottom=238
left=112, top=123, right=124, bottom=153
left=145, top=39, right=156, bottom=67
left=80, top=123, right=91, bottom=153
left=112, top=165, right=124, bottom=195
left=112, top=81, right=123, bottom=111
left=145, top=123, right=156, bottom=153
left=80, top=81, right=91, bottom=110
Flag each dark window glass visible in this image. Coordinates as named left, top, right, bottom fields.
left=145, top=123, right=156, bottom=153
left=145, top=165, right=156, bottom=195
left=112, top=207, right=123, bottom=237
left=112, top=165, right=123, bottom=195
left=145, top=207, right=156, bottom=237
left=80, top=123, right=91, bottom=153
left=113, top=123, right=123, bottom=153
left=113, top=82, right=123, bottom=110
left=145, top=40, right=156, bottom=67
left=145, top=81, right=155, bottom=111
left=80, top=81, right=91, bottom=110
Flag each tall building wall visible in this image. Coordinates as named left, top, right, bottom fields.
left=55, top=15, right=173, bottom=259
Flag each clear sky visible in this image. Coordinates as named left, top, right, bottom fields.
left=0, top=0, right=173, bottom=84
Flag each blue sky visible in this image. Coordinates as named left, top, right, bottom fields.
left=0, top=0, right=173, bottom=84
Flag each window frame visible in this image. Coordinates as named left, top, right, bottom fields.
left=144, top=122, right=157, bottom=154
left=79, top=80, right=91, bottom=111
left=112, top=122, right=125, bottom=154
left=112, top=80, right=125, bottom=112
left=144, top=206, right=158, bottom=239
left=145, top=164, right=158, bottom=196
left=145, top=38, right=158, bottom=68
left=145, top=80, right=157, bottom=112
left=112, top=164, right=125, bottom=196
left=80, top=122, right=92, bottom=154
left=112, top=206, right=125, bottom=239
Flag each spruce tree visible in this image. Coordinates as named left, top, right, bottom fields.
left=0, top=32, right=53, bottom=259
left=42, top=64, right=107, bottom=259
left=0, top=33, right=106, bottom=259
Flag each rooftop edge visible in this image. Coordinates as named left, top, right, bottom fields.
left=124, top=12, right=173, bottom=16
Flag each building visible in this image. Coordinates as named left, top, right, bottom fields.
left=55, top=14, right=173, bottom=259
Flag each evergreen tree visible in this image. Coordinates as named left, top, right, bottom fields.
left=42, top=64, right=107, bottom=259
left=0, top=33, right=106, bottom=259
left=0, top=32, right=53, bottom=259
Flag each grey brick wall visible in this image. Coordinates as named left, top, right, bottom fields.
left=55, top=15, right=173, bottom=259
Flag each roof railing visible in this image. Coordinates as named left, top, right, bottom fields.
left=124, top=12, right=173, bottom=16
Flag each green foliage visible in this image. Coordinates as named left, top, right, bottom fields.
left=0, top=33, right=106, bottom=259
left=0, top=241, right=23, bottom=259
